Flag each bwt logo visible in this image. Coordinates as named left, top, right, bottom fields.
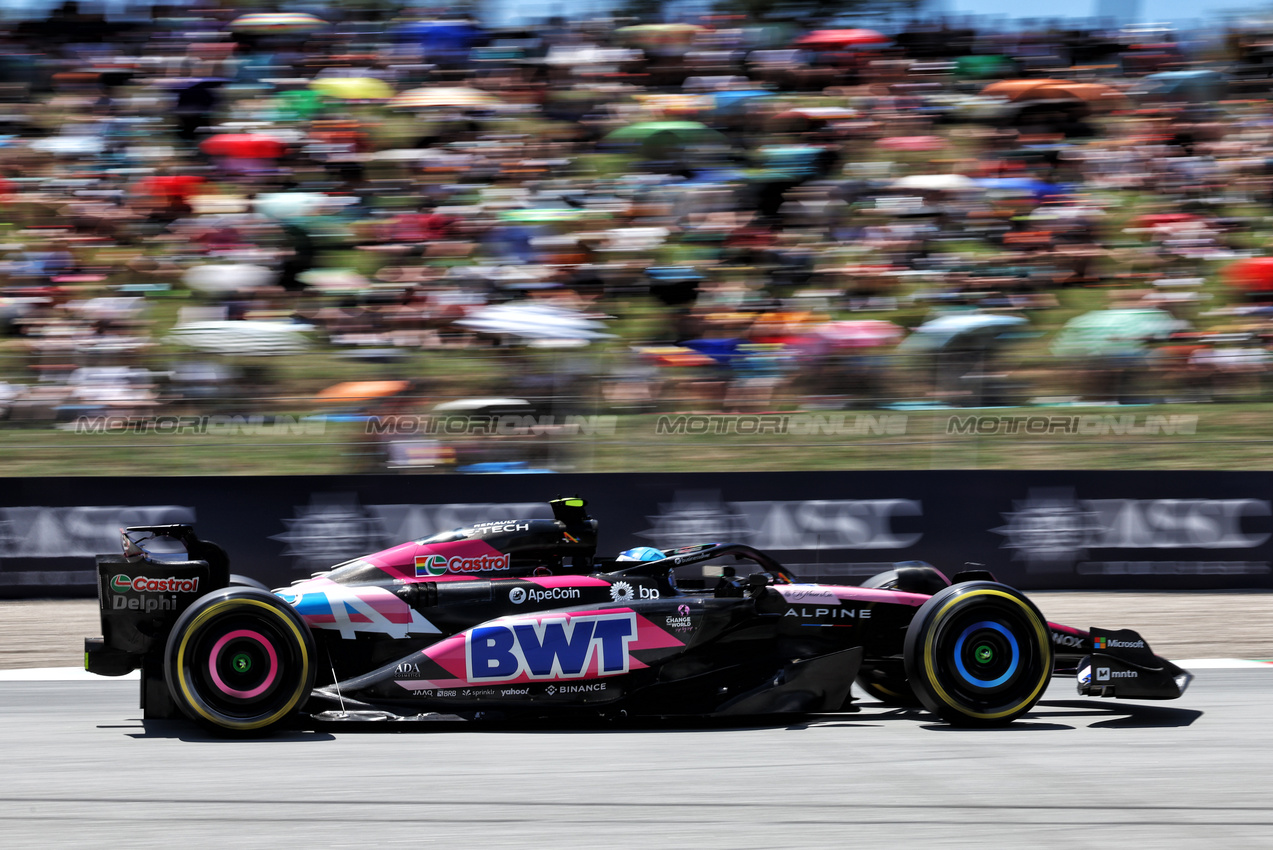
left=466, top=612, right=637, bottom=683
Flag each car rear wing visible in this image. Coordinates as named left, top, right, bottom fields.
left=85, top=526, right=230, bottom=678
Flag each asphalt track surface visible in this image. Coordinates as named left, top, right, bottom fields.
left=3, top=669, right=1271, bottom=849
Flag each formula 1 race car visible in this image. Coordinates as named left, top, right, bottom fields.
left=85, top=497, right=1192, bottom=734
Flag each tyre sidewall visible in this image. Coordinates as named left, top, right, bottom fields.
left=165, top=587, right=315, bottom=733
left=903, top=582, right=1052, bottom=725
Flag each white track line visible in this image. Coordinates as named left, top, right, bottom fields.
left=0, top=667, right=138, bottom=681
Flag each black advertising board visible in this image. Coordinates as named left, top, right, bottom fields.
left=1, top=471, right=1271, bottom=597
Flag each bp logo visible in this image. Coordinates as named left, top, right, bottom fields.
left=609, top=581, right=634, bottom=603
left=414, top=554, right=448, bottom=577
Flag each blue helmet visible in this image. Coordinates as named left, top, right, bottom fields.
left=617, top=546, right=665, bottom=562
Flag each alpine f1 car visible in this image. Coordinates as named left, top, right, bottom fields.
left=85, top=497, right=1192, bottom=734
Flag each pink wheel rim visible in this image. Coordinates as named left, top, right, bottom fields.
left=208, top=629, right=278, bottom=699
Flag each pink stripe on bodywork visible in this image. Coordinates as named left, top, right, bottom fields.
left=396, top=679, right=468, bottom=690
left=423, top=634, right=470, bottom=680
left=278, top=576, right=437, bottom=638
left=1049, top=622, right=1089, bottom=640
left=525, top=576, right=612, bottom=588
left=364, top=539, right=509, bottom=582
left=420, top=609, right=682, bottom=686
left=775, top=584, right=931, bottom=608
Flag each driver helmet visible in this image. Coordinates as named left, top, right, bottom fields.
left=617, top=546, right=665, bottom=562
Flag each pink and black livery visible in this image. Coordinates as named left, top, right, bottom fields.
left=84, top=497, right=1191, bottom=734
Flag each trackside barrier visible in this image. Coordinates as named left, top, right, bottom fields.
left=1, top=471, right=1270, bottom=597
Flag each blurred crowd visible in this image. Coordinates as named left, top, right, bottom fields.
left=5, top=3, right=1273, bottom=469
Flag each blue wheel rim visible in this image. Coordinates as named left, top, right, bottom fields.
left=953, top=621, right=1019, bottom=688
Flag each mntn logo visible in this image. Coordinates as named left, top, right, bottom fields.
left=466, top=612, right=637, bottom=682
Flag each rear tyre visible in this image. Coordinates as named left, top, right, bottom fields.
left=228, top=574, right=271, bottom=592
left=165, top=587, right=315, bottom=734
left=903, top=582, right=1052, bottom=726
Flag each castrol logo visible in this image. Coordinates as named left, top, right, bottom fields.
left=110, top=575, right=200, bottom=594
left=414, top=552, right=511, bottom=577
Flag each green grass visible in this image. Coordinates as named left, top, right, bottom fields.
left=2, top=404, right=1270, bottom=475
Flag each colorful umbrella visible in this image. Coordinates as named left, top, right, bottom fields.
left=794, top=29, right=888, bottom=48
left=981, top=78, right=1072, bottom=98
left=974, top=177, right=1066, bottom=198
left=309, top=77, right=394, bottom=101
left=1224, top=257, right=1273, bottom=293
left=395, top=19, right=482, bottom=52
left=200, top=133, right=287, bottom=159
left=982, top=79, right=1126, bottom=110
left=876, top=135, right=945, bottom=152
left=903, top=314, right=1028, bottom=351
left=253, top=192, right=331, bottom=221
left=317, top=381, right=411, bottom=403
left=167, top=321, right=312, bottom=355
left=275, top=88, right=324, bottom=121
left=184, top=264, right=277, bottom=294
left=773, top=106, right=857, bottom=122
left=390, top=86, right=501, bottom=110
left=603, top=122, right=729, bottom=156
left=711, top=89, right=774, bottom=115
left=1131, top=213, right=1199, bottom=229
left=954, top=54, right=1014, bottom=80
left=1051, top=308, right=1181, bottom=357
left=455, top=303, right=612, bottom=342
left=296, top=269, right=373, bottom=293
left=137, top=174, right=205, bottom=202
left=893, top=174, right=978, bottom=192
left=228, top=12, right=327, bottom=34
left=810, top=320, right=904, bottom=348
left=1140, top=70, right=1227, bottom=102
left=497, top=209, right=606, bottom=224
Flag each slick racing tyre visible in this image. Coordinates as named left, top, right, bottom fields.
left=853, top=566, right=949, bottom=707
left=165, top=587, right=315, bottom=734
left=903, top=582, right=1052, bottom=726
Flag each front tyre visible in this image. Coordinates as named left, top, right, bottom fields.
left=903, top=582, right=1052, bottom=726
left=165, top=587, right=315, bottom=734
